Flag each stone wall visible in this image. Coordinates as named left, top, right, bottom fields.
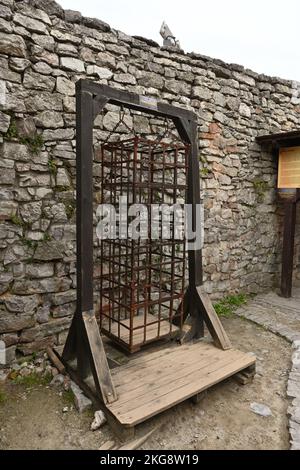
left=0, top=0, right=300, bottom=362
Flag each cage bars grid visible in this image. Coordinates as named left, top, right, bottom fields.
left=99, top=136, right=189, bottom=352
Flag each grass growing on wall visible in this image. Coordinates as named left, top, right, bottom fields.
left=252, top=180, right=269, bottom=202
left=4, top=115, right=44, bottom=155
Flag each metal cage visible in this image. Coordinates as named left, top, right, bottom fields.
left=98, top=136, right=189, bottom=352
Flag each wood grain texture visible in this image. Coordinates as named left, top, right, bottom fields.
left=83, top=311, right=117, bottom=404
left=107, top=341, right=255, bottom=426
left=196, top=286, right=232, bottom=350
left=278, top=147, right=300, bottom=189
left=101, top=313, right=179, bottom=349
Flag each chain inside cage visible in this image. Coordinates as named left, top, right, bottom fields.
left=98, top=129, right=189, bottom=353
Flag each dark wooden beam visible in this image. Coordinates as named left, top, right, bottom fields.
left=280, top=201, right=297, bottom=298
left=76, top=84, right=94, bottom=314
left=81, top=79, right=197, bottom=122
left=195, top=286, right=232, bottom=350
left=257, top=130, right=300, bottom=146
left=257, top=134, right=299, bottom=298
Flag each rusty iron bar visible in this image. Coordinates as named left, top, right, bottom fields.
left=99, top=136, right=189, bottom=353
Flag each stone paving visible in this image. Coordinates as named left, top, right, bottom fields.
left=236, top=288, right=300, bottom=450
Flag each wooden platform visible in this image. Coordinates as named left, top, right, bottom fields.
left=106, top=341, right=256, bottom=427
left=101, top=313, right=179, bottom=351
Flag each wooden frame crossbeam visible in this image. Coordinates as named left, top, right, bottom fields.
left=61, top=80, right=231, bottom=406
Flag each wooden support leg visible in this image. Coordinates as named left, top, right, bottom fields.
left=191, top=390, right=207, bottom=404
left=179, top=302, right=205, bottom=344
left=195, top=286, right=232, bottom=350
left=172, top=289, right=190, bottom=327
left=178, top=285, right=231, bottom=349
left=60, top=354, right=129, bottom=442
left=281, top=201, right=296, bottom=298
left=174, top=288, right=204, bottom=343
left=61, top=310, right=117, bottom=405
left=82, top=311, right=117, bottom=404
left=234, top=364, right=256, bottom=385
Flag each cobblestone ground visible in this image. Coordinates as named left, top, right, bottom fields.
left=236, top=288, right=300, bottom=450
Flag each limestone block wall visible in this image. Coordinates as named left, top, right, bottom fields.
left=0, top=0, right=300, bottom=362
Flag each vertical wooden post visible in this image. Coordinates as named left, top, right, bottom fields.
left=281, top=201, right=297, bottom=298
left=188, top=120, right=203, bottom=288
left=63, top=81, right=117, bottom=402
left=174, top=117, right=204, bottom=338
left=75, top=84, right=94, bottom=379
left=188, top=120, right=205, bottom=338
left=76, top=83, right=94, bottom=315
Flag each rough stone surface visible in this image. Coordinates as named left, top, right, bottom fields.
left=0, top=80, right=6, bottom=106
left=33, top=241, right=64, bottom=261
left=23, top=71, right=56, bottom=91
left=86, top=65, right=113, bottom=80
left=64, top=10, right=82, bottom=24
left=20, top=201, right=42, bottom=224
left=250, top=402, right=272, bottom=417
left=70, top=381, right=92, bottom=413
left=25, top=92, right=63, bottom=111
left=15, top=117, right=37, bottom=139
left=56, top=76, right=75, bottom=96
left=90, top=410, right=107, bottom=431
left=0, top=32, right=27, bottom=57
left=14, top=13, right=48, bottom=34
left=82, top=16, right=110, bottom=32
left=36, top=305, right=50, bottom=324
left=34, top=111, right=64, bottom=129
left=4, top=294, right=39, bottom=314
left=29, top=0, right=64, bottom=18
left=60, top=57, right=85, bottom=73
left=0, top=111, right=10, bottom=133
left=50, top=373, right=65, bottom=387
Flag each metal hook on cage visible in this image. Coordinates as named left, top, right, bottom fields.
left=102, top=106, right=136, bottom=145
left=120, top=106, right=136, bottom=134
left=151, top=117, right=170, bottom=150
left=152, top=117, right=181, bottom=150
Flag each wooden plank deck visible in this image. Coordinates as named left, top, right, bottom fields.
left=101, top=313, right=179, bottom=350
left=107, top=341, right=256, bottom=427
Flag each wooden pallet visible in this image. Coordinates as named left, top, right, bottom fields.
left=106, top=341, right=255, bottom=427
left=56, top=337, right=255, bottom=438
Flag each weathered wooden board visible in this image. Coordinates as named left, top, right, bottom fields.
left=196, top=286, right=232, bottom=350
left=107, top=341, right=255, bottom=427
left=102, top=313, right=179, bottom=349
left=278, top=147, right=300, bottom=188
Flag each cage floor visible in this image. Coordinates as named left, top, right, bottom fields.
left=107, top=341, right=255, bottom=427
left=101, top=313, right=180, bottom=351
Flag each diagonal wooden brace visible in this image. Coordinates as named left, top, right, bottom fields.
left=62, top=310, right=117, bottom=405
left=195, top=286, right=232, bottom=350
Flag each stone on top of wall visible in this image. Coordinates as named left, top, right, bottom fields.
left=9, top=0, right=297, bottom=89
left=23, top=0, right=64, bottom=19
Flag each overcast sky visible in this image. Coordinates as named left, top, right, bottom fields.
left=59, top=0, right=300, bottom=81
